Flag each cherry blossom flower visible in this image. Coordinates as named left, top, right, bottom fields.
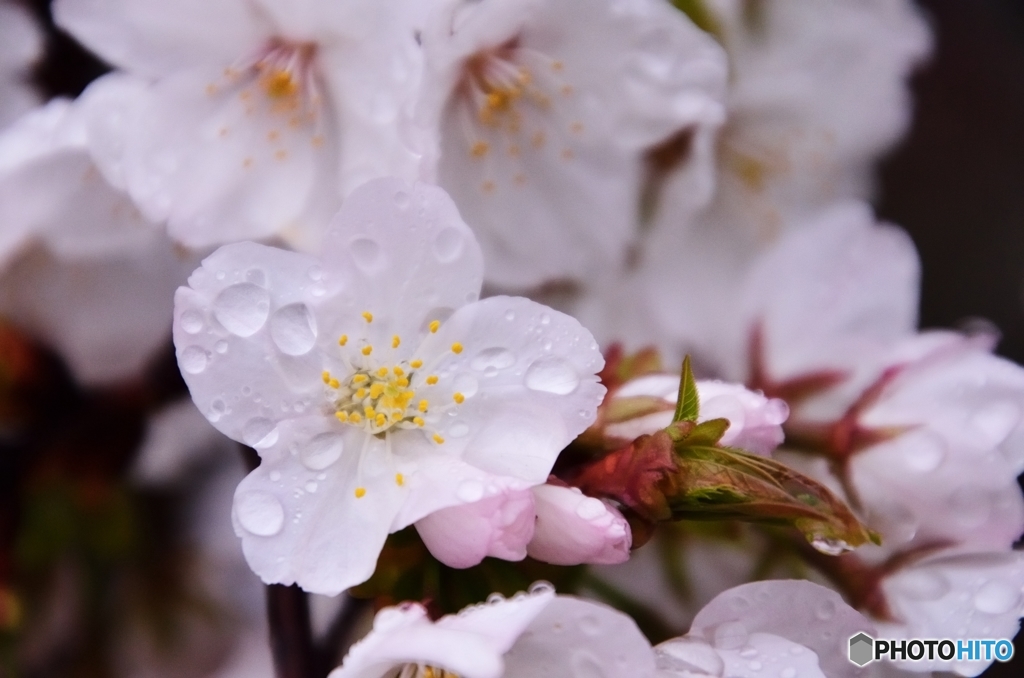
left=417, top=0, right=727, bottom=289
left=638, top=0, right=929, bottom=358
left=604, top=374, right=788, bottom=455
left=329, top=580, right=871, bottom=678
left=0, top=78, right=196, bottom=384
left=172, top=178, right=605, bottom=595
left=54, top=0, right=428, bottom=250
left=0, top=0, right=43, bottom=128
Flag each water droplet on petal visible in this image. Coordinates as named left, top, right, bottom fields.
left=453, top=373, right=479, bottom=398
left=974, top=580, right=1020, bottom=615
left=246, top=269, right=266, bottom=287
left=300, top=433, right=344, bottom=470
left=243, top=417, right=279, bottom=448
left=971, top=402, right=1020, bottom=446
left=712, top=621, right=748, bottom=650
left=525, top=358, right=580, bottom=394
left=894, top=569, right=950, bottom=601
left=449, top=422, right=469, bottom=438
left=950, top=487, right=991, bottom=527
left=214, top=283, right=270, bottom=337
left=815, top=599, right=836, bottom=620
left=579, top=614, right=601, bottom=636
left=571, top=651, right=605, bottom=678
left=457, top=480, right=484, bottom=502
left=307, top=266, right=323, bottom=281
left=351, top=237, right=384, bottom=273
left=433, top=227, right=464, bottom=263
left=747, top=661, right=762, bottom=671
left=215, top=340, right=228, bottom=354
left=529, top=581, right=554, bottom=595
left=471, top=347, right=516, bottom=372
left=235, top=491, right=284, bottom=536
left=901, top=431, right=946, bottom=473
left=540, top=313, right=551, bottom=325
left=180, top=345, right=208, bottom=374
left=781, top=668, right=796, bottom=678
left=305, top=481, right=318, bottom=493
left=655, top=638, right=724, bottom=676
left=505, top=310, right=515, bottom=321
left=270, top=471, right=281, bottom=482
left=180, top=310, right=204, bottom=334
left=269, top=303, right=318, bottom=355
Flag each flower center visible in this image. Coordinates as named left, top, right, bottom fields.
left=324, top=360, right=424, bottom=435
left=391, top=665, right=460, bottom=678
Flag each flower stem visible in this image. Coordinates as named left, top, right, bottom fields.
left=266, top=584, right=315, bottom=678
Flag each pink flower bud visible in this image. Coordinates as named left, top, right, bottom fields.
left=415, top=488, right=536, bottom=569
left=527, top=484, right=631, bottom=565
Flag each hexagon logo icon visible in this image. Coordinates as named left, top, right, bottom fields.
left=849, top=632, right=874, bottom=666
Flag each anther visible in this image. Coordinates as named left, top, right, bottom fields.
left=352, top=374, right=368, bottom=383
left=429, top=320, right=440, bottom=333
left=335, top=411, right=349, bottom=422
left=339, top=334, right=348, bottom=346
left=392, top=335, right=401, bottom=348
left=354, top=487, right=366, bottom=498
left=453, top=392, right=465, bottom=404
left=418, top=400, right=429, bottom=412
left=362, top=345, right=373, bottom=356
left=426, top=375, right=438, bottom=385
left=413, top=417, right=425, bottom=427
left=362, top=311, right=373, bottom=323
left=322, top=371, right=331, bottom=384
left=329, top=378, right=340, bottom=389
left=432, top=434, right=445, bottom=445
left=364, top=405, right=376, bottom=418
left=375, top=413, right=386, bottom=427
left=350, top=412, right=363, bottom=424
left=451, top=343, right=464, bottom=354
left=410, top=359, right=423, bottom=369
left=471, top=141, right=489, bottom=158
left=395, top=473, right=404, bottom=486
left=377, top=367, right=389, bottom=377
left=356, top=388, right=367, bottom=399
left=393, top=366, right=404, bottom=376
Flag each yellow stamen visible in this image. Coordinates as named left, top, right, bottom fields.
left=471, top=141, right=489, bottom=158
left=413, top=416, right=425, bottom=427
left=451, top=342, right=464, bottom=354
left=375, top=413, right=386, bottom=427
left=432, top=434, right=445, bottom=445
left=362, top=311, right=373, bottom=323
left=354, top=487, right=366, bottom=498
left=393, top=366, right=404, bottom=376
left=364, top=405, right=376, bottom=418
left=350, top=412, right=362, bottom=424
left=329, top=378, right=340, bottom=389
left=356, top=388, right=367, bottom=399
left=339, top=334, right=348, bottom=346
left=352, top=374, right=368, bottom=383
left=410, top=359, right=423, bottom=369
left=392, top=335, right=401, bottom=348
left=322, top=371, right=331, bottom=384
left=418, top=400, right=429, bottom=412
left=335, top=411, right=349, bottom=422
left=369, top=383, right=385, bottom=399
left=395, top=473, right=404, bottom=486
left=429, top=320, right=440, bottom=333
left=362, top=345, right=373, bottom=356
left=453, top=392, right=465, bottom=404
left=397, top=377, right=410, bottom=388
left=426, top=375, right=438, bottom=385
left=377, top=367, right=389, bottom=377
left=264, top=70, right=298, bottom=99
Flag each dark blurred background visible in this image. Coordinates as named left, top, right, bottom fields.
left=12, top=0, right=1024, bottom=675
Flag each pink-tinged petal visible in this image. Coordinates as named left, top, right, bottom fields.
left=232, top=417, right=404, bottom=596
left=436, top=585, right=555, bottom=653
left=527, top=484, right=630, bottom=566
left=53, top=0, right=269, bottom=78
left=697, top=380, right=787, bottom=455
left=690, top=580, right=875, bottom=678
left=415, top=486, right=535, bottom=568
left=503, top=596, right=656, bottom=678
left=713, top=633, right=826, bottom=678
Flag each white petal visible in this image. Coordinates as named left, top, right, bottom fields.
left=714, top=632, right=826, bottom=678
left=503, top=595, right=657, bottom=678
left=53, top=0, right=269, bottom=77
left=436, top=585, right=555, bottom=654
left=412, top=295, right=605, bottom=481
left=878, top=550, right=1024, bottom=676
left=690, top=580, right=875, bottom=678
left=232, top=417, right=403, bottom=596
left=527, top=484, right=631, bottom=565
left=172, top=241, right=328, bottom=443
left=0, top=2, right=43, bottom=128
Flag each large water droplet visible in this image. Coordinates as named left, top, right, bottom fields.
left=809, top=537, right=853, bottom=556
left=893, top=569, right=950, bottom=601
left=269, top=303, right=318, bottom=355
left=457, top=480, right=484, bottom=502
left=180, top=345, right=208, bottom=374
left=525, top=358, right=580, bottom=394
left=235, top=491, right=284, bottom=536
left=351, top=237, right=385, bottom=273
left=901, top=431, right=946, bottom=473
left=471, top=347, right=516, bottom=372
left=214, top=283, right=270, bottom=337
left=815, top=599, right=836, bottom=620
left=453, top=372, right=479, bottom=398
left=243, top=417, right=279, bottom=448
left=973, top=580, right=1020, bottom=615
left=300, top=433, right=344, bottom=470
left=215, top=340, right=228, bottom=354
left=180, top=310, right=204, bottom=334
left=433, top=227, right=464, bottom=263
left=971, top=402, right=1021, bottom=446
left=712, top=621, right=748, bottom=650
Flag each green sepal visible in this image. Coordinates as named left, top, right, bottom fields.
left=671, top=355, right=700, bottom=424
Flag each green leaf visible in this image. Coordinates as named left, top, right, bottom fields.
left=671, top=418, right=730, bottom=447
left=672, top=355, right=700, bottom=424
left=667, top=444, right=877, bottom=551
left=671, top=0, right=725, bottom=39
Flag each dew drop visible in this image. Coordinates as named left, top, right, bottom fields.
left=235, top=491, right=284, bottom=536
left=525, top=358, right=580, bottom=394
left=712, top=621, right=748, bottom=650
left=893, top=569, right=950, bottom=601
left=781, top=668, right=796, bottom=678
left=971, top=402, right=1021, bottom=446
left=305, top=481, right=318, bottom=493
left=579, top=614, right=601, bottom=636
left=449, top=422, right=469, bottom=438
left=215, top=340, right=228, bottom=354
left=350, top=237, right=385, bottom=273
left=180, top=345, right=208, bottom=374
left=300, top=433, right=345, bottom=470
left=270, top=471, right=281, bottom=482
left=901, top=431, right=946, bottom=473
left=453, top=372, right=479, bottom=398
left=540, top=313, right=551, bottom=325
left=432, top=227, right=464, bottom=263
left=747, top=661, right=762, bottom=671
left=815, top=599, right=836, bottom=620
left=950, top=487, right=991, bottom=527
left=809, top=536, right=853, bottom=556
left=180, top=310, right=204, bottom=334
left=529, top=581, right=554, bottom=595
left=214, top=283, right=270, bottom=337
left=471, top=347, right=516, bottom=372
left=243, top=417, right=279, bottom=448
left=269, top=303, right=318, bottom=355
left=973, top=580, right=1020, bottom=615
left=246, top=268, right=266, bottom=286
left=307, top=266, right=323, bottom=281
left=457, top=480, right=484, bottom=502
left=505, top=310, right=515, bottom=321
